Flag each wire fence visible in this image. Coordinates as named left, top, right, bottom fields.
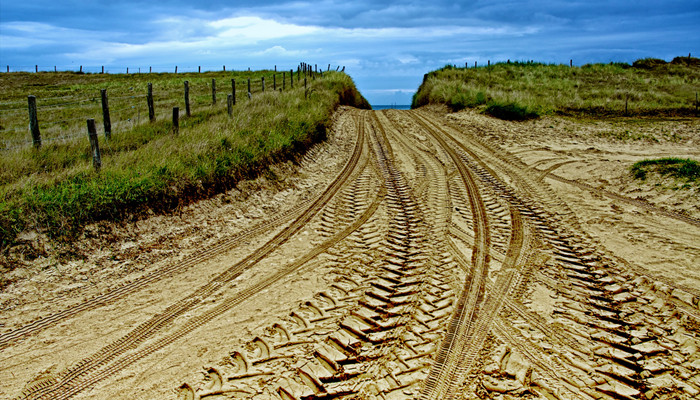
left=0, top=62, right=341, bottom=152
left=2, top=64, right=290, bottom=74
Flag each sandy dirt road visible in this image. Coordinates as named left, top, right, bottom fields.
left=1, top=107, right=699, bottom=400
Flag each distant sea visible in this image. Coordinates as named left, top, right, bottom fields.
left=372, top=105, right=412, bottom=110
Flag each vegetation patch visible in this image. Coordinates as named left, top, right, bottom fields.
left=412, top=57, right=700, bottom=119
left=631, top=158, right=700, bottom=187
left=484, top=101, right=540, bottom=121
left=0, top=71, right=369, bottom=249
left=595, top=129, right=659, bottom=142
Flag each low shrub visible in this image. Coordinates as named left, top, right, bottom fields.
left=484, top=101, right=540, bottom=121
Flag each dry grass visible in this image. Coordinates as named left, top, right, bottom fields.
left=412, top=58, right=700, bottom=118
left=0, top=70, right=369, bottom=248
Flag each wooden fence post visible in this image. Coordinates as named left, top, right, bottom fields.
left=54, top=66, right=57, bottom=72
left=6, top=66, right=9, bottom=73
left=290, top=69, right=294, bottom=88
left=28, top=95, right=41, bottom=148
left=150, top=66, right=152, bottom=73
left=212, top=78, right=216, bottom=104
left=231, top=79, right=236, bottom=105
left=262, top=77, right=265, bottom=92
left=199, top=66, right=201, bottom=73
left=100, top=89, right=111, bottom=139
left=570, top=59, right=573, bottom=67
left=175, top=66, right=178, bottom=74
left=87, top=119, right=101, bottom=171
left=283, top=72, right=286, bottom=90
left=273, top=74, right=276, bottom=90
left=35, top=65, right=38, bottom=73
left=223, top=65, right=226, bottom=72
left=227, top=94, right=233, bottom=117
left=184, top=81, right=191, bottom=116
left=101, top=66, right=104, bottom=74
left=327, top=64, right=330, bottom=71
left=127, top=67, right=129, bottom=74
left=147, top=83, right=155, bottom=122
left=172, top=107, right=179, bottom=134
left=275, top=65, right=277, bottom=72
left=247, top=78, right=251, bottom=96
left=80, top=66, right=83, bottom=73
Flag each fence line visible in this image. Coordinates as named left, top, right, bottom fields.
left=3, top=64, right=336, bottom=74
left=1, top=63, right=345, bottom=153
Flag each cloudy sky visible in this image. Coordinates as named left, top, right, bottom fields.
left=1, top=1, right=698, bottom=104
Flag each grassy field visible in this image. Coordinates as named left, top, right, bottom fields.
left=0, top=69, right=315, bottom=146
left=0, top=70, right=369, bottom=248
left=412, top=56, right=700, bottom=119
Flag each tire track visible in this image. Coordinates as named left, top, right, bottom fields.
left=409, top=110, right=700, bottom=400
left=409, top=112, right=493, bottom=400
left=546, top=172, right=700, bottom=228
left=13, top=108, right=700, bottom=400
left=0, top=201, right=307, bottom=351
left=173, top=109, right=462, bottom=400
left=16, top=112, right=369, bottom=400
left=44, top=185, right=384, bottom=400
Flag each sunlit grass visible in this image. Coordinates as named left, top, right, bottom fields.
left=412, top=57, right=700, bottom=119
left=0, top=71, right=369, bottom=247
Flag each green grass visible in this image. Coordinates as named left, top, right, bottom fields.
left=630, top=158, right=700, bottom=186
left=0, top=70, right=369, bottom=248
left=412, top=57, right=700, bottom=119
left=0, top=70, right=317, bottom=146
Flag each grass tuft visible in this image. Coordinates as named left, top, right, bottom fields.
left=484, top=101, right=540, bottom=121
left=630, top=158, right=700, bottom=185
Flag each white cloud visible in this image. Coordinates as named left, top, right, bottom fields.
left=0, top=34, right=53, bottom=49
left=397, top=54, right=419, bottom=64
left=209, top=16, right=318, bottom=40
left=253, top=45, right=308, bottom=57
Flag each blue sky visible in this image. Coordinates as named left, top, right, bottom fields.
left=1, top=1, right=698, bottom=105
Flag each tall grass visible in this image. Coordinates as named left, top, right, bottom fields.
left=0, top=71, right=369, bottom=248
left=0, top=70, right=291, bottom=146
left=412, top=58, right=700, bottom=119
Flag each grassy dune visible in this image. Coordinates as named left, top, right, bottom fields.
left=412, top=56, right=700, bottom=119
left=0, top=71, right=369, bottom=247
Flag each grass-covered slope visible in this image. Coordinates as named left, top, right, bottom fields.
left=0, top=71, right=369, bottom=247
left=412, top=56, right=700, bottom=119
